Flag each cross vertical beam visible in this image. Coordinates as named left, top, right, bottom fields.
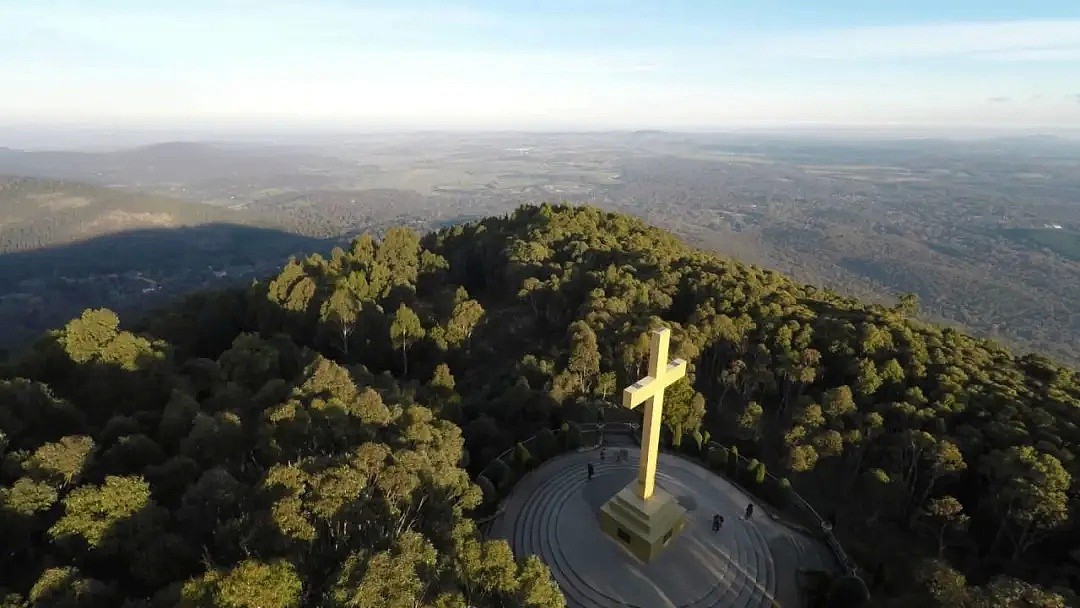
left=623, top=328, right=687, bottom=501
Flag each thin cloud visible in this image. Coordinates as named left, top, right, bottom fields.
left=758, top=20, right=1080, bottom=61
left=4, top=3, right=501, bottom=53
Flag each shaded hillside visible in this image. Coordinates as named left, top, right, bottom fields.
left=0, top=223, right=327, bottom=282
left=0, top=177, right=311, bottom=253
left=0, top=223, right=332, bottom=353
left=0, top=178, right=337, bottom=352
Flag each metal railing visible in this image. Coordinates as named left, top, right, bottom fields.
left=702, top=441, right=858, bottom=576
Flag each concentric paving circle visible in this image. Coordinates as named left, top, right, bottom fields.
left=488, top=447, right=800, bottom=608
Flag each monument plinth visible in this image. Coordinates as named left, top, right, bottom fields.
left=600, top=483, right=687, bottom=562
left=600, top=327, right=688, bottom=562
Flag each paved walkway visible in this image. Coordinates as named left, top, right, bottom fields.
left=488, top=445, right=839, bottom=608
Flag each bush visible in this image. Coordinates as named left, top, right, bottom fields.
left=512, top=442, right=534, bottom=473
left=826, top=575, right=870, bottom=608
left=773, top=477, right=793, bottom=509
left=686, top=429, right=703, bottom=457
left=476, top=475, right=497, bottom=507
left=743, top=458, right=761, bottom=485
left=753, top=460, right=767, bottom=485
left=699, top=431, right=712, bottom=459
left=671, top=423, right=683, bottom=450
left=708, top=446, right=728, bottom=471
left=565, top=422, right=583, bottom=450
left=536, top=428, right=559, bottom=460
left=485, top=459, right=513, bottom=491
left=727, top=446, right=739, bottom=479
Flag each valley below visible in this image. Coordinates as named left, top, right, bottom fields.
left=2, top=132, right=1078, bottom=365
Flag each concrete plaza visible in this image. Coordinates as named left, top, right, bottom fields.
left=488, top=445, right=839, bottom=607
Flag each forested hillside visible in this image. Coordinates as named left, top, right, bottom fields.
left=0, top=177, right=267, bottom=253
left=0, top=178, right=329, bottom=352
left=1, top=204, right=1077, bottom=606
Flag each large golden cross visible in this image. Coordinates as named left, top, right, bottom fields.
left=623, top=328, right=687, bottom=501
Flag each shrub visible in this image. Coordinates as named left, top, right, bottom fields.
left=485, top=459, right=513, bottom=491
left=476, top=475, right=497, bottom=507
left=536, top=428, right=559, bottom=460
left=708, top=446, right=728, bottom=471
left=687, top=429, right=703, bottom=457
left=753, top=460, right=767, bottom=485
left=727, top=446, right=740, bottom=479
left=773, top=477, right=793, bottom=509
left=512, top=442, right=534, bottom=473
left=743, top=458, right=761, bottom=485
left=671, top=423, right=683, bottom=450
left=565, top=422, right=583, bottom=450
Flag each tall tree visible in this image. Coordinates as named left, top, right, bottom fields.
left=390, top=304, right=425, bottom=376
left=921, top=496, right=969, bottom=558
left=320, top=284, right=361, bottom=355
left=982, top=447, right=1071, bottom=561
left=446, top=299, right=485, bottom=349
left=566, top=321, right=600, bottom=395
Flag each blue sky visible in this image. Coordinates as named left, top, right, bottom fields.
left=2, top=0, right=1079, bottom=130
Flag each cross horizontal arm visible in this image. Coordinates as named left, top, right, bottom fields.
left=623, top=359, right=687, bottom=409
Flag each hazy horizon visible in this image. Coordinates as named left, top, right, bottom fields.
left=4, top=123, right=1080, bottom=152
left=3, top=1, right=1079, bottom=133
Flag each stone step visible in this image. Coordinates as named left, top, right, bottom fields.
left=645, top=472, right=772, bottom=608
left=554, top=460, right=766, bottom=608
left=517, top=457, right=617, bottom=607
left=543, top=474, right=613, bottom=607
left=539, top=459, right=627, bottom=607
left=674, top=486, right=764, bottom=607
left=554, top=460, right=650, bottom=607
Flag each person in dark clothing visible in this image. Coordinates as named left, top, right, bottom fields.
left=587, top=462, right=595, bottom=480
left=600, top=448, right=606, bottom=461
left=712, top=514, right=724, bottom=532
left=744, top=503, right=754, bottom=519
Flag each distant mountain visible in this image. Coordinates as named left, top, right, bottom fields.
left=0, top=142, right=351, bottom=190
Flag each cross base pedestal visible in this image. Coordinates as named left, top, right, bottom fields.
left=599, top=482, right=687, bottom=563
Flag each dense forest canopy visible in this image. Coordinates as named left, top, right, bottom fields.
left=1, top=204, right=1077, bottom=606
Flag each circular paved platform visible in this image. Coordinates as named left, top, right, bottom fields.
left=488, top=445, right=839, bottom=608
